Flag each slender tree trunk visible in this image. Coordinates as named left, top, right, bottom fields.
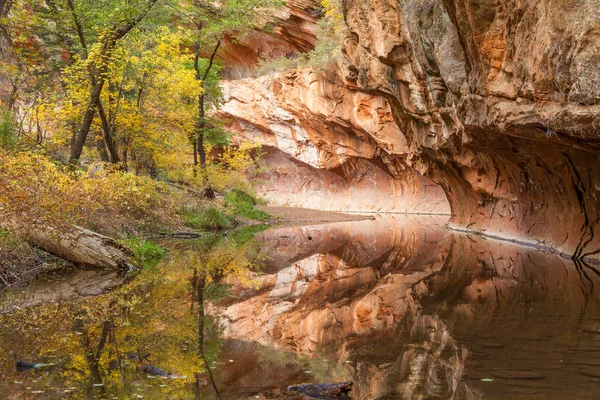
left=0, top=0, right=10, bottom=19
left=132, top=150, right=138, bottom=175
left=192, top=138, right=198, bottom=166
left=196, top=96, right=214, bottom=198
left=69, top=79, right=105, bottom=163
left=193, top=36, right=222, bottom=199
left=197, top=94, right=206, bottom=167
left=98, top=138, right=109, bottom=162
left=67, top=0, right=159, bottom=164
left=122, top=145, right=128, bottom=171
left=0, top=0, right=11, bottom=42
left=97, top=100, right=120, bottom=163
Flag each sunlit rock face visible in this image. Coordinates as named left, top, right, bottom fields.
left=215, top=217, right=600, bottom=399
left=220, top=72, right=451, bottom=213
left=341, top=0, right=600, bottom=261
left=251, top=147, right=450, bottom=213
left=218, top=0, right=321, bottom=79
left=221, top=0, right=600, bottom=260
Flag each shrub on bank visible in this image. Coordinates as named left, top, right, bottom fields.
left=0, top=150, right=179, bottom=237
left=224, top=189, right=269, bottom=221
left=0, top=230, right=38, bottom=291
left=182, top=207, right=233, bottom=230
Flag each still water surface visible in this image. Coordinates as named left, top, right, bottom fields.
left=2, top=215, right=600, bottom=399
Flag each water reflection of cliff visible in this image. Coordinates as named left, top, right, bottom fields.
left=215, top=216, right=600, bottom=400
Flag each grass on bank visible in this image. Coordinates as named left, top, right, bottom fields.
left=181, top=189, right=269, bottom=231
left=224, top=189, right=269, bottom=221
left=121, top=237, right=166, bottom=268
left=182, top=208, right=233, bottom=230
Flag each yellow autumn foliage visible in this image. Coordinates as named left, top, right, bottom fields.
left=165, top=140, right=264, bottom=195
left=0, top=150, right=179, bottom=236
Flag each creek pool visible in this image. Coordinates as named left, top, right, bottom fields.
left=1, top=215, right=600, bottom=399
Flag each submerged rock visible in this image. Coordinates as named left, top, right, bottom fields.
left=141, top=364, right=186, bottom=379
left=288, top=381, right=353, bottom=399
left=16, top=360, right=54, bottom=371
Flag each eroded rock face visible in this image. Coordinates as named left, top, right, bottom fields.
left=341, top=0, right=600, bottom=260
left=252, top=147, right=450, bottom=213
left=219, top=0, right=321, bottom=79
left=221, top=71, right=450, bottom=213
left=221, top=0, right=600, bottom=260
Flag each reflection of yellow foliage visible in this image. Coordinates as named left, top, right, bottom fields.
left=0, top=234, right=263, bottom=398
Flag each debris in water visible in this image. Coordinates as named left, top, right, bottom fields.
left=141, top=364, right=186, bottom=379
left=16, top=360, right=54, bottom=371
left=288, top=381, right=353, bottom=398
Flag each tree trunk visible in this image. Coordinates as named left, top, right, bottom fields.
left=98, top=138, right=109, bottom=162
left=197, top=94, right=214, bottom=199
left=193, top=36, right=221, bottom=199
left=195, top=270, right=220, bottom=398
left=67, top=0, right=159, bottom=164
left=197, top=94, right=206, bottom=167
left=12, top=223, right=134, bottom=269
left=98, top=100, right=121, bottom=163
left=70, top=79, right=105, bottom=163
left=122, top=145, right=128, bottom=171
left=192, top=138, right=198, bottom=166
left=0, top=0, right=10, bottom=18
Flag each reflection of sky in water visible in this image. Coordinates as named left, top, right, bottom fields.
left=2, top=215, right=600, bottom=399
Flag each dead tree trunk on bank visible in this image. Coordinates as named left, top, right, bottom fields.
left=5, top=222, right=133, bottom=269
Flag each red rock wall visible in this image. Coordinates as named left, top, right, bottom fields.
left=220, top=0, right=600, bottom=261
left=220, top=71, right=451, bottom=214
left=252, top=147, right=450, bottom=213
left=340, top=0, right=600, bottom=261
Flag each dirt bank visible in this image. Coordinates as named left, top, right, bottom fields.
left=260, top=206, right=375, bottom=224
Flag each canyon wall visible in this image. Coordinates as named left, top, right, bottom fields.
left=219, top=0, right=600, bottom=261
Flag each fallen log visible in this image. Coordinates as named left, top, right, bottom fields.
left=11, top=224, right=134, bottom=270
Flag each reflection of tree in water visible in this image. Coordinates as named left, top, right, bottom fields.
left=72, top=315, right=109, bottom=396
left=193, top=270, right=220, bottom=398
left=0, top=231, right=262, bottom=399
left=189, top=230, right=263, bottom=399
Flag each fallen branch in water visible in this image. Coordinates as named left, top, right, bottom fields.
left=153, top=231, right=205, bottom=239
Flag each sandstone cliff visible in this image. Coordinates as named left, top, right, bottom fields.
left=219, top=0, right=600, bottom=261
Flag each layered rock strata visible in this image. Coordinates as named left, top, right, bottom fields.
left=341, top=0, right=600, bottom=261
left=220, top=0, right=600, bottom=261
left=218, top=0, right=321, bottom=79
left=251, top=147, right=450, bottom=213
